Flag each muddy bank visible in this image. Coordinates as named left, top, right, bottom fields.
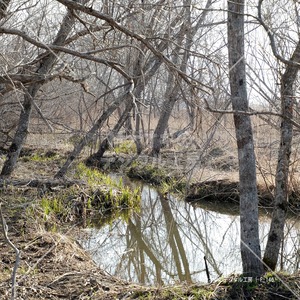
left=186, top=180, right=300, bottom=214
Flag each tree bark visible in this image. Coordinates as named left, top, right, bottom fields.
left=263, top=41, right=300, bottom=270
left=0, top=8, right=76, bottom=177
left=0, top=0, right=10, bottom=19
left=227, top=0, right=263, bottom=277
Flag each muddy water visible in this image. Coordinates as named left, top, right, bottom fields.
left=80, top=178, right=300, bottom=285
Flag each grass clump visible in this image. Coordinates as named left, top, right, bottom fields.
left=25, top=191, right=74, bottom=231
left=74, top=162, right=141, bottom=226
left=113, top=140, right=137, bottom=154
left=75, top=162, right=118, bottom=186
left=21, top=149, right=60, bottom=163
left=41, top=197, right=64, bottom=216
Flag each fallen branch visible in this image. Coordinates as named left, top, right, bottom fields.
left=0, top=202, right=20, bottom=300
left=0, top=178, right=86, bottom=189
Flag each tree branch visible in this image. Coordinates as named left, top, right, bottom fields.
left=0, top=202, right=20, bottom=300
left=257, top=0, right=300, bottom=66
left=204, top=98, right=300, bottom=130
left=0, top=27, right=132, bottom=81
left=54, top=0, right=212, bottom=94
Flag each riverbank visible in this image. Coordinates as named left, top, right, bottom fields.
left=0, top=146, right=300, bottom=299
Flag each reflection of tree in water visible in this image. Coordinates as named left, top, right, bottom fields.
left=280, top=220, right=300, bottom=273
left=159, top=193, right=191, bottom=283
left=113, top=185, right=224, bottom=284
left=82, top=183, right=300, bottom=284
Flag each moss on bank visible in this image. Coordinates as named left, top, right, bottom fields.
left=126, top=161, right=187, bottom=194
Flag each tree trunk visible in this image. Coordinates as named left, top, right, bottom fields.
left=0, top=9, right=76, bottom=177
left=0, top=0, right=10, bottom=19
left=151, top=90, right=177, bottom=156
left=89, top=49, right=164, bottom=161
left=227, top=0, right=263, bottom=277
left=134, top=103, right=143, bottom=155
left=86, top=96, right=134, bottom=164
left=151, top=0, right=212, bottom=156
left=263, top=41, right=300, bottom=270
left=55, top=90, right=132, bottom=178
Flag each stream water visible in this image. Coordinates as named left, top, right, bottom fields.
left=80, top=177, right=300, bottom=285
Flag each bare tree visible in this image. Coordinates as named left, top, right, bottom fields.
left=1, top=5, right=77, bottom=176
left=151, top=0, right=214, bottom=156
left=227, top=0, right=263, bottom=277
left=55, top=82, right=134, bottom=178
left=257, top=0, right=300, bottom=271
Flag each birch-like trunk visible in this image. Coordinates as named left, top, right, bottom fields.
left=227, top=0, right=263, bottom=277
left=263, top=41, right=300, bottom=270
left=0, top=9, right=76, bottom=176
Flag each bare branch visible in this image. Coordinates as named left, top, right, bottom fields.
left=257, top=0, right=300, bottom=66
left=54, top=0, right=212, bottom=94
left=0, top=27, right=132, bottom=80
left=0, top=202, right=20, bottom=300
left=204, top=98, right=300, bottom=130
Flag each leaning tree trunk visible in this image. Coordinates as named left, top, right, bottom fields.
left=151, top=87, right=177, bottom=156
left=55, top=89, right=134, bottom=178
left=88, top=47, right=165, bottom=162
left=0, top=8, right=76, bottom=177
left=227, top=0, right=263, bottom=277
left=86, top=95, right=134, bottom=165
left=151, top=0, right=212, bottom=156
left=263, top=41, right=300, bottom=271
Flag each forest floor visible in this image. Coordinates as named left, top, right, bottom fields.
left=0, top=136, right=300, bottom=299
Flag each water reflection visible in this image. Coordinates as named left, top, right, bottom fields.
left=80, top=182, right=300, bottom=285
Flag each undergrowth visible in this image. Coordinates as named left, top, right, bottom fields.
left=113, top=140, right=137, bottom=154
left=126, top=161, right=187, bottom=194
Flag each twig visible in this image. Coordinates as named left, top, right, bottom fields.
left=204, top=98, right=300, bottom=130
left=204, top=256, right=211, bottom=283
left=23, top=243, right=56, bottom=276
left=0, top=202, right=20, bottom=300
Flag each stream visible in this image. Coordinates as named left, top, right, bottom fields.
left=80, top=176, right=300, bottom=285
